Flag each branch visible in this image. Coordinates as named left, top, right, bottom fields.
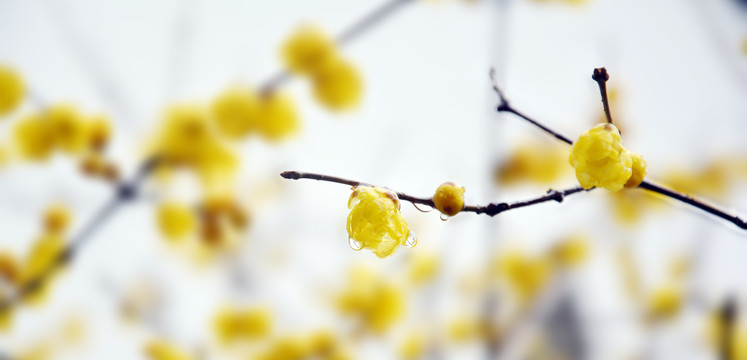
left=281, top=171, right=587, bottom=217
left=489, top=68, right=747, bottom=231
left=591, top=67, right=614, bottom=125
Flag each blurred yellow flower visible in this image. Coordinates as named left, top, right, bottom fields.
left=399, top=331, right=426, bottom=360
left=550, top=236, right=589, bottom=268
left=213, top=305, right=273, bottom=344
left=337, top=266, right=405, bottom=334
left=0, top=65, right=25, bottom=116
left=311, top=57, right=363, bottom=111
left=494, top=250, right=550, bottom=302
left=45, top=104, right=90, bottom=155
left=646, top=285, right=682, bottom=321
left=624, top=152, right=646, bottom=188
left=157, top=201, right=196, bottom=242
left=569, top=123, right=632, bottom=191
left=282, top=25, right=337, bottom=75
left=22, top=233, right=65, bottom=305
left=495, top=140, right=570, bottom=186
left=87, top=114, right=112, bottom=151
left=346, top=186, right=411, bottom=258
left=256, top=92, right=300, bottom=142
left=13, top=113, right=56, bottom=161
left=211, top=86, right=260, bottom=139
left=407, top=251, right=440, bottom=286
left=43, top=203, right=72, bottom=235
left=145, top=339, right=194, bottom=360
left=433, top=182, right=465, bottom=217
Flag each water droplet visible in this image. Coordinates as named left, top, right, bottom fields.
left=405, top=232, right=418, bottom=248
left=412, top=202, right=434, bottom=213
left=440, top=213, right=450, bottom=222
left=348, top=237, right=362, bottom=251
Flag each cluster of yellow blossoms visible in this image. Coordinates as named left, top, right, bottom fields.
left=569, top=123, right=646, bottom=191
left=283, top=25, right=363, bottom=110
left=157, top=195, right=249, bottom=252
left=0, top=204, right=72, bottom=330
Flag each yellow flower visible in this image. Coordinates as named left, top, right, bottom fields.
left=407, top=251, right=440, bottom=286
left=569, top=123, right=632, bottom=191
left=43, top=203, right=72, bottom=236
left=346, top=186, right=411, bottom=258
left=646, top=285, right=682, bottom=320
left=145, top=339, right=193, bottom=360
left=0, top=65, right=25, bottom=116
left=45, top=104, right=90, bottom=155
left=311, top=57, right=363, bottom=110
left=433, top=182, right=465, bottom=217
left=494, top=140, right=570, bottom=185
left=157, top=202, right=196, bottom=241
left=87, top=114, right=112, bottom=151
left=494, top=250, right=550, bottom=302
left=337, top=266, right=405, bottom=334
left=213, top=305, right=272, bottom=344
left=282, top=25, right=337, bottom=75
left=13, top=113, right=56, bottom=161
left=0, top=251, right=20, bottom=286
left=211, top=86, right=260, bottom=139
left=256, top=92, right=300, bottom=142
left=550, top=236, right=589, bottom=267
left=399, top=331, right=426, bottom=360
left=624, top=153, right=646, bottom=188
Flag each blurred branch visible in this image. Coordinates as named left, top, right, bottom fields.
left=280, top=171, right=587, bottom=217
left=489, top=68, right=747, bottom=230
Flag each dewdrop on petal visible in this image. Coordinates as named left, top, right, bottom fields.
left=624, top=152, right=647, bottom=188
left=311, top=57, right=363, bottom=110
left=282, top=24, right=337, bottom=75
left=346, top=186, right=412, bottom=258
left=257, top=92, right=300, bottom=142
left=569, top=123, right=632, bottom=191
left=433, top=182, right=465, bottom=217
left=211, top=86, right=260, bottom=139
left=0, top=65, right=25, bottom=116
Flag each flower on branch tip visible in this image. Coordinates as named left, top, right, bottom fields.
left=282, top=25, right=337, bottom=75
left=433, top=182, right=465, bottom=217
left=0, top=65, right=25, bottom=116
left=346, top=186, right=412, bottom=258
left=569, top=123, right=633, bottom=191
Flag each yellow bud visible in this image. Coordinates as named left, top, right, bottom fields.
left=213, top=305, right=273, bottom=344
left=647, top=286, right=682, bottom=320
left=87, top=115, right=112, bottom=151
left=624, top=153, right=647, bottom=188
left=145, top=340, right=194, bottom=360
left=282, top=25, right=336, bottom=75
left=0, top=65, right=25, bottom=116
left=157, top=202, right=196, bottom=241
left=433, top=182, right=465, bottom=217
left=311, top=57, right=363, bottom=110
left=569, top=123, right=632, bottom=191
left=257, top=92, right=300, bottom=142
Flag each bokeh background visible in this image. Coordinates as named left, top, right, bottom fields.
left=1, top=0, right=746, bottom=359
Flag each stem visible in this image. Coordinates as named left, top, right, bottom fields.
left=591, top=67, right=614, bottom=125
left=281, top=171, right=587, bottom=217
left=719, top=298, right=737, bottom=360
left=260, top=0, right=414, bottom=95
left=489, top=68, right=747, bottom=231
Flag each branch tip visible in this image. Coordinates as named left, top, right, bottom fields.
left=281, top=171, right=300, bottom=180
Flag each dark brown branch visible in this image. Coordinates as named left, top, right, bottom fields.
left=281, top=171, right=587, bottom=217
left=489, top=68, right=747, bottom=231
left=591, top=67, right=614, bottom=125
left=489, top=69, right=573, bottom=145
left=261, top=0, right=414, bottom=95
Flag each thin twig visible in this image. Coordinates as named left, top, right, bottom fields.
left=281, top=171, right=587, bottom=217
left=260, top=0, right=415, bottom=95
left=489, top=68, right=747, bottom=230
left=591, top=68, right=614, bottom=125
